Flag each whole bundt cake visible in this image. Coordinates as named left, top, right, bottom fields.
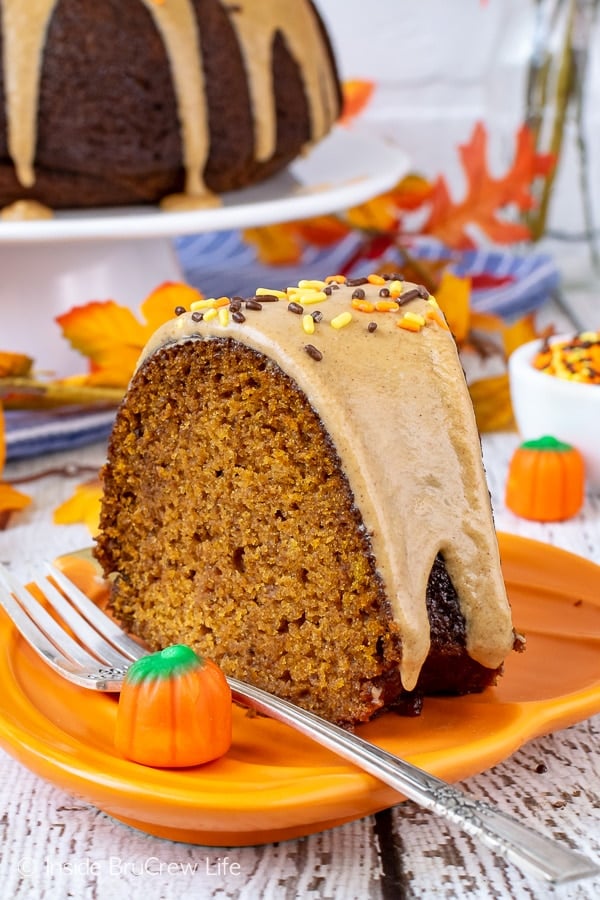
left=0, top=0, right=341, bottom=212
left=94, top=275, right=522, bottom=728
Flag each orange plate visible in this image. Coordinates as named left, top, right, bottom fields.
left=0, top=533, right=599, bottom=847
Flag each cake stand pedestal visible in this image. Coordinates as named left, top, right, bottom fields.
left=0, top=129, right=409, bottom=377
left=1, top=238, right=183, bottom=376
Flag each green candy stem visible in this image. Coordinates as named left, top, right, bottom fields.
left=125, top=644, right=203, bottom=684
left=520, top=435, right=574, bottom=453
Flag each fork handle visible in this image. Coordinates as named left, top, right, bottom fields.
left=227, top=676, right=599, bottom=886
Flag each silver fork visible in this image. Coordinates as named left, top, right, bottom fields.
left=0, top=563, right=598, bottom=887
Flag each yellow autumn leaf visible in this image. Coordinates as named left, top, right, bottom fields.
left=469, top=374, right=514, bottom=432
left=346, top=194, right=400, bottom=232
left=434, top=271, right=472, bottom=343
left=0, top=403, right=32, bottom=525
left=0, top=402, right=5, bottom=472
left=502, top=312, right=539, bottom=357
left=0, top=350, right=33, bottom=377
left=140, top=282, right=204, bottom=334
left=0, top=481, right=31, bottom=529
left=53, top=480, right=103, bottom=536
left=243, top=224, right=302, bottom=266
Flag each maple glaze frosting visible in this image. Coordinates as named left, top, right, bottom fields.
left=139, top=276, right=516, bottom=691
left=0, top=0, right=339, bottom=208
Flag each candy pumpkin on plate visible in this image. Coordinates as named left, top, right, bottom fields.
left=505, top=435, right=585, bottom=522
left=115, top=644, right=232, bottom=768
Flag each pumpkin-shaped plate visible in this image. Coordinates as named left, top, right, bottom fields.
left=0, top=533, right=599, bottom=846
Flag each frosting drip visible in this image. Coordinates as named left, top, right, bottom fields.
left=230, top=0, right=339, bottom=161
left=140, top=279, right=515, bottom=691
left=1, top=0, right=59, bottom=188
left=2, top=0, right=339, bottom=200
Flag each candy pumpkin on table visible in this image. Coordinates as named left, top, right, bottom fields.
left=115, top=644, right=232, bottom=768
left=505, top=436, right=585, bottom=522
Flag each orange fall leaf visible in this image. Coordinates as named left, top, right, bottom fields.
left=56, top=282, right=203, bottom=388
left=423, top=122, right=555, bottom=248
left=339, top=80, right=375, bottom=125
left=53, top=479, right=103, bottom=536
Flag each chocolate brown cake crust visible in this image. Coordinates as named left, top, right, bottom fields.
left=0, top=0, right=341, bottom=210
left=95, top=336, right=503, bottom=727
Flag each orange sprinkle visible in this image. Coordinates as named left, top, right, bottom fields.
left=425, top=308, right=450, bottom=330
left=325, top=274, right=346, bottom=284
left=351, top=299, right=375, bottom=313
left=214, top=296, right=231, bottom=308
left=375, top=300, right=400, bottom=312
left=367, top=274, right=386, bottom=285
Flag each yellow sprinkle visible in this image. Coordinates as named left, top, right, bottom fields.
left=389, top=279, right=403, bottom=297
left=331, top=311, right=353, bottom=329
left=404, top=312, right=425, bottom=326
left=203, top=307, right=218, bottom=322
left=298, top=279, right=327, bottom=290
left=191, top=297, right=217, bottom=310
left=297, top=289, right=327, bottom=305
left=256, top=287, right=286, bottom=299
left=302, top=314, right=315, bottom=334
left=427, top=295, right=440, bottom=308
left=218, top=307, right=230, bottom=326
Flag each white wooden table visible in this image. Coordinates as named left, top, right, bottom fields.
left=1, top=286, right=599, bottom=899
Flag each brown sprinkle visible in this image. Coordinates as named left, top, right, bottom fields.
left=351, top=288, right=366, bottom=300
left=396, top=288, right=422, bottom=305
left=231, top=311, right=246, bottom=324
left=288, top=301, right=304, bottom=315
left=305, top=343, right=323, bottom=361
left=367, top=321, right=378, bottom=333
left=378, top=287, right=390, bottom=298
left=311, top=310, right=324, bottom=323
left=346, top=276, right=368, bottom=286
left=250, top=293, right=279, bottom=302
left=245, top=298, right=262, bottom=310
left=174, top=305, right=186, bottom=316
left=191, top=311, right=203, bottom=322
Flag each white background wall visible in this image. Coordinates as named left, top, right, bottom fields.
left=317, top=0, right=600, bottom=260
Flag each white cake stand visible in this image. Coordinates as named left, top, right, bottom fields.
left=0, top=129, right=409, bottom=376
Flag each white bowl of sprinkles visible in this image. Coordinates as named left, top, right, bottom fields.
left=508, top=331, right=600, bottom=491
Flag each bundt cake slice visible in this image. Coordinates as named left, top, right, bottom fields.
left=94, top=275, right=520, bottom=727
